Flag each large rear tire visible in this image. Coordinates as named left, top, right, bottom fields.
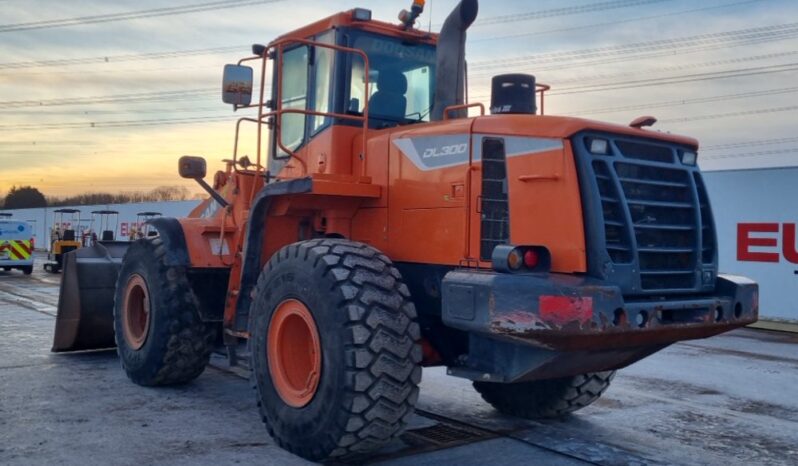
left=113, top=238, right=216, bottom=386
left=249, top=239, right=421, bottom=462
left=474, top=371, right=616, bottom=419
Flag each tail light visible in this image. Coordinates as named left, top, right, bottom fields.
left=30, top=237, right=35, bottom=250
left=523, top=249, right=539, bottom=268
left=492, top=245, right=551, bottom=273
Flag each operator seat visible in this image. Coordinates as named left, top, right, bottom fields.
left=369, top=70, right=408, bottom=123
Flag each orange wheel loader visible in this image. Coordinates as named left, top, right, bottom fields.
left=52, top=0, right=758, bottom=461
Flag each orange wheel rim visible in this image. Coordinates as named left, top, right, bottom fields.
left=267, top=299, right=322, bottom=408
left=122, top=274, right=150, bottom=350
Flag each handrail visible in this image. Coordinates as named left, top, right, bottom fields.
left=232, top=117, right=260, bottom=163
left=443, top=102, right=485, bottom=120
left=229, top=37, right=371, bottom=189
left=536, top=83, right=550, bottom=115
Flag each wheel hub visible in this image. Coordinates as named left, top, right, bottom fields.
left=267, top=299, right=322, bottom=408
left=122, top=274, right=150, bottom=350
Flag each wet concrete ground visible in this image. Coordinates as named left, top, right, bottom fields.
left=1, top=255, right=797, bottom=465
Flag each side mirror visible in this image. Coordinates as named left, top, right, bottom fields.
left=222, top=64, right=254, bottom=106
left=178, top=156, right=229, bottom=208
left=178, top=156, right=207, bottom=179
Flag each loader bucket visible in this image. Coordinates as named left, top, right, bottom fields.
left=51, top=241, right=129, bottom=352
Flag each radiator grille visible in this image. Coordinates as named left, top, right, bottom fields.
left=593, top=161, right=633, bottom=263
left=480, top=138, right=509, bottom=260
left=575, top=134, right=716, bottom=294
left=693, top=173, right=716, bottom=264
left=617, top=161, right=697, bottom=290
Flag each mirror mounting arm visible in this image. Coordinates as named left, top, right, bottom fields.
left=196, top=178, right=230, bottom=208
left=179, top=155, right=229, bottom=208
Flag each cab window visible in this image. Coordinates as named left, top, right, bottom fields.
left=277, top=46, right=309, bottom=157
left=311, top=33, right=335, bottom=134
left=274, top=32, right=335, bottom=160
left=347, top=32, right=436, bottom=127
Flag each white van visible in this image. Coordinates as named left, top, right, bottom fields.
left=0, top=219, right=34, bottom=275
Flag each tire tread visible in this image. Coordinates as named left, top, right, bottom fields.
left=114, top=238, right=215, bottom=386
left=473, top=371, right=616, bottom=419
left=250, top=239, right=420, bottom=461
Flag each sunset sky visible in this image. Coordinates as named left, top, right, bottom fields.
left=1, top=0, right=797, bottom=197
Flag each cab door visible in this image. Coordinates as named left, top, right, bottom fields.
left=269, top=32, right=337, bottom=177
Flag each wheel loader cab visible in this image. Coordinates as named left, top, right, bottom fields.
left=267, top=22, right=437, bottom=171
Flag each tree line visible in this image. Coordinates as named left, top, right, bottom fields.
left=1, top=185, right=196, bottom=210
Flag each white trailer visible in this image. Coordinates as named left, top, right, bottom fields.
left=704, top=167, right=798, bottom=329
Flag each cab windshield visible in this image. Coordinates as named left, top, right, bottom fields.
left=347, top=32, right=436, bottom=125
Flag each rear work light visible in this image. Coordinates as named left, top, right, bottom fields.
left=492, top=245, right=551, bottom=273
left=681, top=150, right=697, bottom=166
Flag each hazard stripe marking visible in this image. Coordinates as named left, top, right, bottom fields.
left=8, top=241, right=31, bottom=260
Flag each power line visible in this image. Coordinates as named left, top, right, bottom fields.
left=474, top=49, right=798, bottom=103
left=659, top=105, right=798, bottom=124
left=469, top=21, right=798, bottom=72
left=0, top=1, right=768, bottom=71
left=0, top=115, right=232, bottom=131
left=471, top=0, right=764, bottom=42
left=0, top=0, right=284, bottom=33
left=547, top=62, right=798, bottom=95
left=0, top=45, right=246, bottom=70
left=472, top=32, right=798, bottom=79
left=0, top=140, right=94, bottom=146
left=10, top=102, right=796, bottom=133
left=471, top=62, right=798, bottom=101
left=0, top=88, right=219, bottom=109
left=4, top=106, right=227, bottom=117
left=563, top=86, right=798, bottom=116
left=703, top=148, right=798, bottom=160
left=474, top=0, right=673, bottom=27
left=540, top=50, right=798, bottom=87
left=703, top=136, right=798, bottom=151
left=10, top=24, right=798, bottom=110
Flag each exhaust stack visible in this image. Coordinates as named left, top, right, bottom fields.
left=431, top=0, right=478, bottom=121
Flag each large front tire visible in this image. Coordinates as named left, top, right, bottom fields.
left=474, top=371, right=616, bottom=419
left=249, top=239, right=422, bottom=462
left=113, top=238, right=216, bottom=386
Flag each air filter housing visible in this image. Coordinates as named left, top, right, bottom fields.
left=490, top=74, right=537, bottom=115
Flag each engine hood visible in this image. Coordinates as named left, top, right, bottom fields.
left=471, top=114, right=699, bottom=149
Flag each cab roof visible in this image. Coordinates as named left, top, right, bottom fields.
left=270, top=9, right=438, bottom=47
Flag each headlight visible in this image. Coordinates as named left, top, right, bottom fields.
left=681, top=150, right=697, bottom=166
left=589, top=138, right=610, bottom=155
